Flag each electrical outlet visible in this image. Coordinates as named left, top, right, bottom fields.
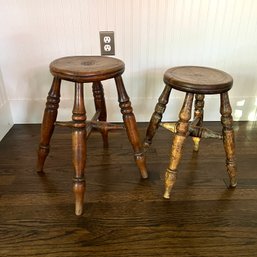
left=100, top=31, right=115, bottom=55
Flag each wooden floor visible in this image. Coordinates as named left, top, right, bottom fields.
left=0, top=122, right=257, bottom=256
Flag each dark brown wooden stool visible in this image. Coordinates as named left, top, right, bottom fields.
left=144, top=66, right=237, bottom=199
left=37, top=56, right=148, bottom=215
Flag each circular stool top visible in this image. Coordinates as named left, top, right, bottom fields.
left=164, top=66, right=233, bottom=94
left=50, top=56, right=125, bottom=83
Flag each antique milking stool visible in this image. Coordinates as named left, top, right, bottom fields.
left=37, top=56, right=148, bottom=215
left=144, top=66, right=237, bottom=198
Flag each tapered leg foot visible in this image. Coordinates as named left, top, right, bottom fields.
left=163, top=168, right=177, bottom=199
left=226, top=161, right=237, bottom=188
left=37, top=146, right=49, bottom=173
left=115, top=76, right=148, bottom=179
left=192, top=137, right=200, bottom=152
left=134, top=153, right=148, bottom=179
left=73, top=179, right=85, bottom=216
left=222, top=129, right=237, bottom=188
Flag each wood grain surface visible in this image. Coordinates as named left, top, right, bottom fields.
left=0, top=122, right=257, bottom=256
left=164, top=66, right=233, bottom=94
left=50, top=56, right=125, bottom=83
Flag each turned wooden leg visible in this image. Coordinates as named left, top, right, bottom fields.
left=164, top=93, right=194, bottom=199
left=72, top=83, right=87, bottom=216
left=144, top=84, right=172, bottom=148
left=114, top=75, right=148, bottom=179
left=220, top=92, right=237, bottom=188
left=92, top=81, right=108, bottom=147
left=192, top=94, right=205, bottom=151
left=37, top=77, right=61, bottom=172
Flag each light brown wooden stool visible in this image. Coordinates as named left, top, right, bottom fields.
left=144, top=66, right=237, bottom=199
left=37, top=56, right=148, bottom=215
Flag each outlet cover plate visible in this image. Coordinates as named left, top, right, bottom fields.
left=100, top=31, right=115, bottom=55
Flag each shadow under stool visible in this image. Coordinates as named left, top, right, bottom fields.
left=144, top=66, right=237, bottom=198
left=37, top=56, right=148, bottom=215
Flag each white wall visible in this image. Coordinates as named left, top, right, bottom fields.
left=0, top=67, right=13, bottom=140
left=0, top=0, right=256, bottom=126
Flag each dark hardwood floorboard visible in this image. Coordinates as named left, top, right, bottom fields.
left=0, top=122, right=257, bottom=256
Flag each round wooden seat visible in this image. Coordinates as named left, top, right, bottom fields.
left=50, top=56, right=125, bottom=82
left=164, top=66, right=233, bottom=94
